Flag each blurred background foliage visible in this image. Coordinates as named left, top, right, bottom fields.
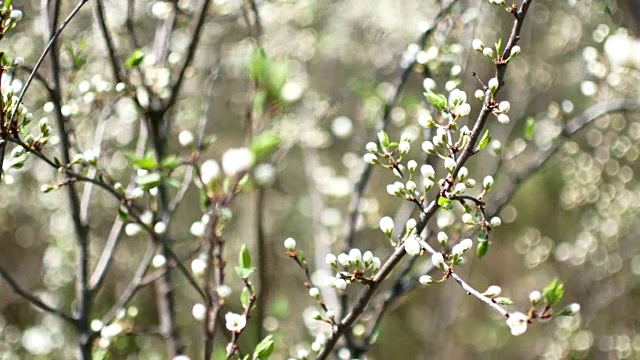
left=1, top=0, right=640, bottom=359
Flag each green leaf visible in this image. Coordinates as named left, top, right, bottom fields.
left=253, top=335, right=275, bottom=360
left=117, top=207, right=129, bottom=221
left=476, top=240, right=489, bottom=258
left=424, top=91, right=447, bottom=111
left=136, top=173, right=162, bottom=190
left=160, top=156, right=179, bottom=171
left=125, top=152, right=157, bottom=170
left=377, top=130, right=390, bottom=150
left=250, top=131, right=281, bottom=161
left=239, top=244, right=252, bottom=268
left=4, top=0, right=13, bottom=9
left=241, top=286, right=250, bottom=309
left=495, top=38, right=503, bottom=58
left=542, top=278, right=564, bottom=307
left=438, top=196, right=452, bottom=210
left=235, top=266, right=255, bottom=279
left=125, top=49, right=145, bottom=68
left=478, top=129, right=491, bottom=150
left=524, top=117, right=535, bottom=140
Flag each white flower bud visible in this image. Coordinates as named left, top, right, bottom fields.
left=457, top=167, right=469, bottom=181
left=451, top=243, right=464, bottom=257
left=498, top=101, right=511, bottom=113
left=423, top=178, right=435, bottom=190
left=497, top=113, right=510, bottom=124
left=153, top=221, right=167, bottom=234
left=349, top=248, right=362, bottom=264
left=457, top=103, right=471, bottom=117
left=284, top=237, right=297, bottom=250
left=309, top=287, right=320, bottom=298
left=337, top=253, right=350, bottom=267
left=483, top=47, right=494, bottom=58
left=437, top=232, right=448, bottom=246
left=529, top=290, right=542, bottom=304
left=406, top=218, right=417, bottom=231
left=326, top=254, right=337, bottom=267
left=566, top=303, right=580, bottom=315
left=472, top=39, right=484, bottom=51
left=453, top=182, right=467, bottom=194
left=422, top=141, right=436, bottom=154
left=462, top=213, right=474, bottom=224
left=483, top=285, right=502, bottom=298
left=400, top=132, right=413, bottom=142
left=379, top=216, right=394, bottom=235
left=431, top=252, right=446, bottom=270
left=488, top=78, right=499, bottom=93
left=490, top=216, right=502, bottom=227
left=405, top=180, right=417, bottom=192
left=421, top=164, right=435, bottom=179
left=465, top=178, right=476, bottom=188
left=475, top=89, right=485, bottom=100
left=371, top=257, right=381, bottom=272
left=444, top=157, right=456, bottom=173
left=191, top=258, right=207, bottom=276
left=364, top=153, right=378, bottom=164
left=404, top=237, right=422, bottom=256
left=363, top=251, right=373, bottom=265
left=13, top=57, right=24, bottom=67
left=419, top=275, right=435, bottom=285
left=200, top=160, right=221, bottom=185
left=333, top=278, right=347, bottom=290
left=398, top=141, right=411, bottom=154
left=483, top=175, right=494, bottom=190
left=407, top=160, right=418, bottom=172
left=10, top=10, right=22, bottom=21
left=418, top=113, right=433, bottom=128
left=178, top=130, right=194, bottom=147
left=450, top=89, right=467, bottom=104
left=459, top=238, right=473, bottom=252
left=366, top=142, right=378, bottom=152
left=510, top=45, right=521, bottom=57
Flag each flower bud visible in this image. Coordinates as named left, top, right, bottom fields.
left=444, top=157, right=456, bottom=173
left=398, top=141, right=410, bottom=154
left=529, top=290, right=541, bottom=305
left=488, top=78, right=499, bottom=93
left=472, top=39, right=484, bottom=52
left=457, top=103, right=471, bottom=117
left=510, top=45, right=521, bottom=57
left=483, top=175, right=494, bottom=190
left=349, top=248, right=362, bottom=264
left=371, top=257, right=381, bottom=272
left=366, top=142, right=378, bottom=152
left=405, top=180, right=417, bottom=192
left=326, top=254, right=337, bottom=267
left=483, top=47, right=494, bottom=59
left=419, top=275, right=436, bottom=285
left=490, top=216, right=502, bottom=227
left=363, top=251, right=373, bottom=265
left=380, top=216, right=394, bottom=236
left=404, top=237, right=422, bottom=256
left=338, top=253, right=350, bottom=267
left=418, top=113, right=433, bottom=128
left=364, top=153, right=378, bottom=164
left=431, top=252, right=446, bottom=270
left=497, top=113, right=510, bottom=124
left=498, top=101, right=511, bottom=113
left=437, top=232, right=448, bottom=247
left=483, top=285, right=502, bottom=298
left=407, top=160, right=418, bottom=172
left=457, top=167, right=469, bottom=181
left=475, top=89, right=485, bottom=100
left=284, top=237, right=297, bottom=250
left=309, top=287, right=320, bottom=298
left=422, top=141, right=436, bottom=154
left=333, top=278, right=347, bottom=290
left=462, top=213, right=474, bottom=224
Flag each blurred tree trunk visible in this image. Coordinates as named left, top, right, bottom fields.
left=619, top=0, right=640, bottom=34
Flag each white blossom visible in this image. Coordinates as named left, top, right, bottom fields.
left=349, top=248, right=362, bottom=264
left=437, top=232, right=448, bottom=246
left=398, top=141, right=411, bottom=154
left=405, top=180, right=417, bottom=192
left=363, top=251, right=374, bottom=265
left=497, top=113, right=510, bottom=124
left=475, top=89, right=485, bottom=100
left=338, top=253, right=350, bottom=267
left=178, top=130, right=194, bottom=147
left=457, top=103, right=471, bottom=117
left=190, top=221, right=205, bottom=237
left=225, top=312, right=247, bottom=332
left=422, top=141, right=436, bottom=154
left=506, top=312, right=529, bottom=336
left=459, top=238, right=473, bottom=252
left=366, top=142, right=378, bottom=152
left=309, top=287, right=320, bottom=298
left=453, top=183, right=467, bottom=194
left=510, top=45, right=521, bottom=57
left=483, top=175, right=494, bottom=190
left=421, top=164, right=435, bottom=179
left=462, top=213, right=474, bottom=224
left=407, top=160, right=418, bottom=172
left=371, top=257, right=381, bottom=272
left=192, top=303, right=206, bottom=321
left=483, top=47, right=494, bottom=58
left=364, top=153, right=377, bottom=164
left=490, top=217, right=502, bottom=227
left=221, top=147, right=254, bottom=177
left=418, top=113, right=433, bottom=128
left=488, top=78, right=499, bottom=92
left=200, top=160, right=221, bottom=185
left=191, top=258, right=207, bottom=276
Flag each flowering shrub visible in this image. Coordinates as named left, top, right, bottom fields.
left=0, top=0, right=639, bottom=359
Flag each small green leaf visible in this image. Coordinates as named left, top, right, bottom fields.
left=125, top=152, right=158, bottom=170
left=239, top=244, right=252, bottom=268
left=235, top=266, right=255, bottom=279
left=136, top=173, right=162, bottom=190
left=424, top=91, right=447, bottom=111
left=125, top=49, right=145, bottom=68
left=495, top=38, right=503, bottom=58
left=241, top=286, right=250, bottom=309
left=377, top=130, right=390, bottom=150
left=438, top=196, right=453, bottom=210
left=542, top=278, right=564, bottom=307
left=250, top=131, right=281, bottom=161
left=476, top=240, right=489, bottom=258
left=478, top=129, right=491, bottom=150
left=253, top=335, right=275, bottom=360
left=524, top=117, right=535, bottom=140
left=494, top=297, right=513, bottom=305
left=117, top=207, right=129, bottom=221
left=160, top=156, right=179, bottom=171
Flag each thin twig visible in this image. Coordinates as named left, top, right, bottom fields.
left=0, top=265, right=76, bottom=324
